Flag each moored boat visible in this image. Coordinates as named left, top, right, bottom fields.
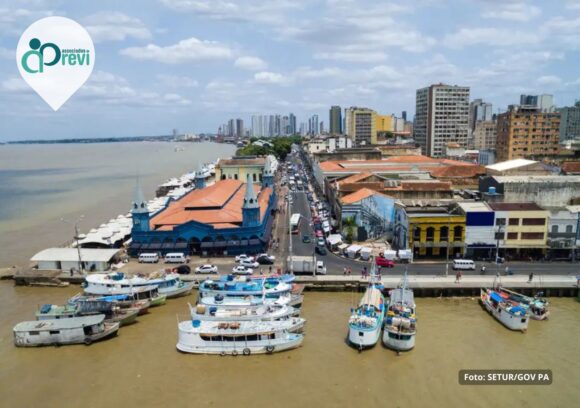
left=36, top=302, right=139, bottom=327
left=480, top=289, right=529, bottom=332
left=383, top=276, right=416, bottom=351
left=176, top=319, right=304, bottom=355
left=69, top=293, right=151, bottom=316
left=348, top=286, right=385, bottom=350
left=498, top=287, right=549, bottom=320
left=83, top=271, right=192, bottom=299
left=14, top=315, right=119, bottom=347
left=189, top=303, right=301, bottom=327
left=199, top=277, right=292, bottom=298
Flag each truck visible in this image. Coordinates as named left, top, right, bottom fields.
left=287, top=255, right=327, bottom=275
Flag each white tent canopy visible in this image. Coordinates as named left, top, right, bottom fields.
left=326, top=234, right=343, bottom=246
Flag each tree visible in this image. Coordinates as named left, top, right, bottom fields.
left=342, top=216, right=357, bottom=244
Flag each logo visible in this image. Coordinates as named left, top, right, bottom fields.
left=17, top=16, right=95, bottom=111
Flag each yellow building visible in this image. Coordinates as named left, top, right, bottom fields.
left=489, top=202, right=549, bottom=258
left=345, top=107, right=377, bottom=146
left=376, top=114, right=393, bottom=132
left=215, top=156, right=267, bottom=184
left=406, top=205, right=465, bottom=258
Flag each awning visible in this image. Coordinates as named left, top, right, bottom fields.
left=327, top=234, right=342, bottom=245
left=201, top=242, right=215, bottom=249
left=161, top=242, right=175, bottom=249
left=249, top=239, right=261, bottom=246
left=175, top=242, right=188, bottom=249
left=129, top=243, right=142, bottom=251
left=214, top=241, right=227, bottom=248
left=143, top=243, right=162, bottom=250
left=240, top=239, right=249, bottom=247
left=227, top=240, right=241, bottom=247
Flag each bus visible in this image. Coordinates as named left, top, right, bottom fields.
left=290, top=213, right=301, bottom=234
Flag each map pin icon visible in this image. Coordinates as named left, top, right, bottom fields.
left=16, top=16, right=95, bottom=111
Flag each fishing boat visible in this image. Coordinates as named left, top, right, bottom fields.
left=348, top=285, right=385, bottom=350
left=200, top=292, right=293, bottom=308
left=84, top=283, right=166, bottom=308
left=83, top=271, right=194, bottom=299
left=199, top=277, right=292, bottom=298
left=189, top=303, right=302, bottom=327
left=480, top=289, right=529, bottom=332
left=383, top=276, right=416, bottom=351
left=13, top=315, right=119, bottom=347
left=176, top=319, right=304, bottom=355
left=36, top=302, right=139, bottom=327
left=69, top=293, right=151, bottom=315
left=497, top=287, right=549, bottom=320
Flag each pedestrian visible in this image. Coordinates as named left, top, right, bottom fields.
left=455, top=270, right=462, bottom=283
left=528, top=272, right=534, bottom=283
left=505, top=266, right=509, bottom=276
left=348, top=267, right=352, bottom=276
left=269, top=265, right=272, bottom=274
left=343, top=267, right=347, bottom=276
left=260, top=268, right=263, bottom=276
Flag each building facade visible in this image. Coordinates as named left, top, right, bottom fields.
left=345, top=107, right=377, bottom=146
left=215, top=156, right=273, bottom=184
left=546, top=207, right=578, bottom=259
left=414, top=84, right=470, bottom=157
left=496, top=105, right=561, bottom=161
left=472, top=120, right=497, bottom=150
left=520, top=94, right=555, bottom=113
left=458, top=202, right=496, bottom=260
left=557, top=101, right=580, bottom=142
left=329, top=106, right=342, bottom=134
left=468, top=99, right=493, bottom=132
left=338, top=188, right=396, bottom=241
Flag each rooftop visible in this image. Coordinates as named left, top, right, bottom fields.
left=319, top=155, right=476, bottom=173
left=485, top=159, right=538, bottom=172
left=340, top=188, right=393, bottom=205
left=488, top=202, right=545, bottom=211
left=457, top=202, right=492, bottom=212
left=561, top=161, right=580, bottom=174
left=217, top=157, right=266, bottom=167
left=31, top=248, right=121, bottom=262
left=492, top=175, right=580, bottom=183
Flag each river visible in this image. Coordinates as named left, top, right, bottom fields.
left=0, top=142, right=237, bottom=267
left=0, top=283, right=577, bottom=407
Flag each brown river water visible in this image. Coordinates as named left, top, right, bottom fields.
left=1, top=283, right=578, bottom=408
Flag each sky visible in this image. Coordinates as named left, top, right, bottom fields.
left=1, top=0, right=580, bottom=141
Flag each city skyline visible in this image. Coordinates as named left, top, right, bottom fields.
left=2, top=0, right=580, bottom=140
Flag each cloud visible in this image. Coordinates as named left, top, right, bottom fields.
left=253, top=71, right=287, bottom=84
left=314, top=51, right=387, bottom=63
left=482, top=2, right=541, bottom=22
left=1, top=77, right=31, bottom=93
left=83, top=12, right=151, bottom=42
left=536, top=75, right=562, bottom=86
left=156, top=74, right=199, bottom=88
left=234, top=56, right=267, bottom=70
left=0, top=46, right=13, bottom=59
left=120, top=37, right=234, bottom=63
left=293, top=66, right=342, bottom=79
left=443, top=27, right=540, bottom=48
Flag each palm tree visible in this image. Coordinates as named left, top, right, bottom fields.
left=342, top=217, right=357, bottom=244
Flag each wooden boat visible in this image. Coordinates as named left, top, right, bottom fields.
left=383, top=277, right=416, bottom=352
left=176, top=319, right=304, bottom=355
left=348, top=286, right=384, bottom=350
left=14, top=315, right=119, bottom=347
left=497, top=287, right=549, bottom=320
left=480, top=289, right=529, bottom=332
left=189, top=303, right=302, bottom=330
left=84, top=271, right=193, bottom=299
left=37, top=302, right=139, bottom=327
left=69, top=293, right=150, bottom=316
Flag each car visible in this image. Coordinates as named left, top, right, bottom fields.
left=239, top=259, right=259, bottom=268
left=302, top=235, right=311, bottom=243
left=232, top=265, right=253, bottom=275
left=315, top=245, right=327, bottom=255
left=195, top=264, right=218, bottom=274
left=376, top=257, right=395, bottom=268
left=316, top=237, right=325, bottom=247
left=256, top=255, right=274, bottom=265
left=256, top=253, right=275, bottom=262
left=235, top=254, right=254, bottom=263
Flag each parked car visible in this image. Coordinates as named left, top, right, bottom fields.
left=195, top=264, right=218, bottom=274
left=232, top=265, right=253, bottom=275
left=302, top=235, right=311, bottom=243
left=175, top=265, right=191, bottom=275
left=316, top=237, right=325, bottom=246
left=256, top=254, right=275, bottom=264
left=315, top=245, right=327, bottom=255
left=376, top=257, right=395, bottom=268
left=239, top=259, right=259, bottom=268
left=235, top=254, right=254, bottom=263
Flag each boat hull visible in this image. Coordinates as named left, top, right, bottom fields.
left=382, top=330, right=416, bottom=351
left=348, top=326, right=381, bottom=349
left=162, top=282, right=194, bottom=299
left=480, top=293, right=529, bottom=332
left=176, top=333, right=304, bottom=355
left=14, top=322, right=119, bottom=347
left=149, top=295, right=167, bottom=307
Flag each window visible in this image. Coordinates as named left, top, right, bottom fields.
left=426, top=227, right=435, bottom=241
left=29, top=331, right=40, bottom=335
left=413, top=227, right=421, bottom=240
left=440, top=226, right=449, bottom=241
left=566, top=225, right=573, bottom=233
left=508, top=218, right=519, bottom=226
left=253, top=173, right=257, bottom=182
left=521, top=232, right=544, bottom=240
left=494, top=232, right=504, bottom=240
left=49, top=330, right=59, bottom=335
left=551, top=225, right=558, bottom=234
left=453, top=226, right=463, bottom=241
left=507, top=232, right=518, bottom=240
left=522, top=218, right=545, bottom=226
left=234, top=174, right=238, bottom=180
left=495, top=218, right=506, bottom=226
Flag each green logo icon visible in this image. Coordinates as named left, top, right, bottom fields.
left=21, top=37, right=90, bottom=74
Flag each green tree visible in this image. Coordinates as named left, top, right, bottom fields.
left=342, top=217, right=357, bottom=244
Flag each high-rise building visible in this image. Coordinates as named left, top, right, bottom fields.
left=414, top=84, right=470, bottom=157
left=557, top=101, right=580, bottom=142
left=320, top=121, right=324, bottom=134
left=472, top=121, right=497, bottom=150
left=469, top=99, right=493, bottom=132
left=329, top=105, right=342, bottom=134
left=236, top=118, right=244, bottom=138
left=345, top=107, right=377, bottom=146
left=299, top=122, right=306, bottom=136
left=496, top=105, right=560, bottom=161
left=520, top=94, right=555, bottom=113
left=376, top=114, right=393, bottom=132
left=289, top=113, right=297, bottom=135
left=251, top=115, right=259, bottom=137
left=402, top=111, right=407, bottom=121
left=227, top=119, right=235, bottom=138
left=281, top=116, right=289, bottom=136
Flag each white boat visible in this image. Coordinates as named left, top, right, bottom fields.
left=199, top=278, right=292, bottom=298
left=84, top=272, right=193, bottom=299
left=480, top=289, right=529, bottom=332
left=176, top=319, right=304, bottom=355
left=200, top=292, right=292, bottom=308
left=13, top=315, right=119, bottom=347
left=189, top=303, right=302, bottom=328
left=498, top=287, right=550, bottom=321
left=348, top=286, right=385, bottom=350
left=383, top=277, right=417, bottom=352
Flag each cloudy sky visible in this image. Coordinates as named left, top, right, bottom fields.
left=1, top=0, right=580, bottom=141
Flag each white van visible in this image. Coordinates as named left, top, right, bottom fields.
left=165, top=253, right=186, bottom=264
left=138, top=253, right=160, bottom=263
left=452, top=259, right=475, bottom=270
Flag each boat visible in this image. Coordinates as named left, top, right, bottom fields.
left=69, top=293, right=151, bottom=315
left=383, top=275, right=416, bottom=351
left=199, top=277, right=292, bottom=298
left=37, top=301, right=139, bottom=327
left=176, top=319, right=304, bottom=355
left=480, top=289, right=529, bottom=332
left=189, top=303, right=302, bottom=327
left=497, top=287, right=549, bottom=320
left=200, top=292, right=293, bottom=308
left=84, top=271, right=194, bottom=299
left=13, top=315, right=119, bottom=347
left=85, top=283, right=166, bottom=308
left=348, top=285, right=385, bottom=350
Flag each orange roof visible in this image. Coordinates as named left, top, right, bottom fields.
left=429, top=165, right=486, bottom=178
left=150, top=180, right=272, bottom=230
left=561, top=161, right=580, bottom=174
left=338, top=172, right=374, bottom=185
left=319, top=155, right=478, bottom=174
left=341, top=188, right=393, bottom=204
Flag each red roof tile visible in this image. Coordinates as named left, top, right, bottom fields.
left=561, top=161, right=580, bottom=174
left=341, top=188, right=393, bottom=204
